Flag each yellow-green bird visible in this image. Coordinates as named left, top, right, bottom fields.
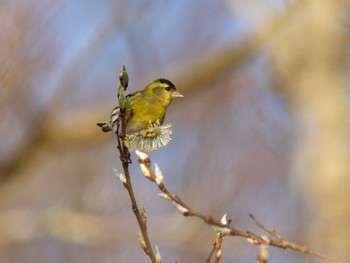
left=97, top=78, right=183, bottom=134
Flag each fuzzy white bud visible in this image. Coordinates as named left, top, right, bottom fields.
left=154, top=164, right=164, bottom=185
left=137, top=232, right=146, bottom=249
left=157, top=193, right=171, bottom=200
left=211, top=225, right=231, bottom=235
left=135, top=150, right=149, bottom=161
left=173, top=202, right=189, bottom=215
left=114, top=168, right=126, bottom=184
left=155, top=245, right=162, bottom=263
left=139, top=163, right=151, bottom=178
left=221, top=214, right=228, bottom=225
left=140, top=204, right=147, bottom=224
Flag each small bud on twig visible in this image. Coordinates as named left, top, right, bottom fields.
left=211, top=225, right=232, bottom=235
left=247, top=237, right=259, bottom=245
left=119, top=64, right=129, bottom=90
left=140, top=204, right=147, bottom=224
left=139, top=163, right=151, bottom=178
left=257, top=245, right=269, bottom=263
left=221, top=214, right=228, bottom=225
left=114, top=168, right=126, bottom=184
left=154, top=164, right=164, bottom=185
left=137, top=232, right=146, bottom=249
left=157, top=193, right=171, bottom=200
left=118, top=84, right=126, bottom=106
left=155, top=245, right=162, bottom=263
left=215, top=249, right=222, bottom=261
left=261, top=235, right=270, bottom=244
left=135, top=150, right=149, bottom=162
left=172, top=202, right=189, bottom=215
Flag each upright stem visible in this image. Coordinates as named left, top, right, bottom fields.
left=122, top=161, right=156, bottom=262
left=117, top=108, right=156, bottom=263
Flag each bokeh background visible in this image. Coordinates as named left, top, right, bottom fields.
left=1, top=0, right=350, bottom=262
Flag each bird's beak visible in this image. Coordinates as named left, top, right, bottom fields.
left=171, top=91, right=184, bottom=98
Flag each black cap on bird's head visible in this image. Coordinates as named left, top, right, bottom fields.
left=156, top=78, right=183, bottom=98
left=157, top=78, right=175, bottom=88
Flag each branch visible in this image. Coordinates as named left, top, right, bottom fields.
left=114, top=66, right=156, bottom=263
left=249, top=214, right=333, bottom=261
left=135, top=151, right=335, bottom=262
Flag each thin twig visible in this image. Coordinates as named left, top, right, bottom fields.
left=114, top=70, right=156, bottom=263
left=120, top=155, right=155, bottom=260
left=214, top=232, right=223, bottom=263
left=248, top=213, right=333, bottom=261
left=204, top=230, right=225, bottom=263
left=204, top=244, right=216, bottom=263
left=249, top=213, right=283, bottom=241
left=136, top=152, right=335, bottom=262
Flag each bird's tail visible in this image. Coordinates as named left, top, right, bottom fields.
left=96, top=122, right=113, bottom=132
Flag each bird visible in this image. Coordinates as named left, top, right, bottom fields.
left=97, top=78, right=183, bottom=134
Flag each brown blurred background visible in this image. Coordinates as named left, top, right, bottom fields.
left=1, top=0, right=349, bottom=262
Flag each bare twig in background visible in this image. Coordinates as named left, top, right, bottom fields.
left=0, top=208, right=191, bottom=247
left=249, top=213, right=283, bottom=241
left=135, top=151, right=335, bottom=262
left=0, top=0, right=302, bottom=180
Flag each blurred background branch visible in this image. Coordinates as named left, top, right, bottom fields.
left=0, top=0, right=300, bottom=179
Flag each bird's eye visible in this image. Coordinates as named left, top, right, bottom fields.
left=165, top=86, right=171, bottom=91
